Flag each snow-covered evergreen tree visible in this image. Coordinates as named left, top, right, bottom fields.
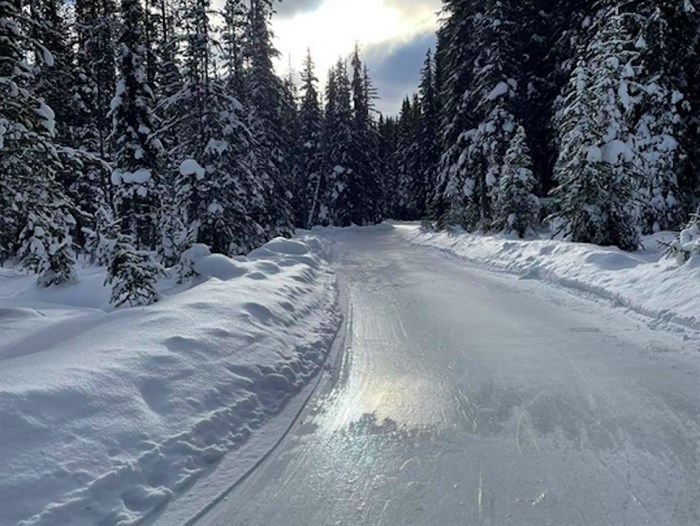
left=550, top=9, right=642, bottom=250
left=635, top=85, right=685, bottom=233
left=110, top=0, right=164, bottom=249
left=493, top=125, right=540, bottom=237
left=395, top=96, right=421, bottom=219
left=298, top=49, right=324, bottom=227
left=158, top=0, right=261, bottom=257
left=660, top=208, right=700, bottom=265
left=106, top=231, right=164, bottom=307
left=433, top=0, right=521, bottom=231
left=280, top=71, right=302, bottom=224
left=417, top=49, right=439, bottom=219
left=244, top=0, right=293, bottom=237
left=82, top=204, right=119, bottom=266
left=0, top=0, right=76, bottom=284
left=322, top=61, right=355, bottom=226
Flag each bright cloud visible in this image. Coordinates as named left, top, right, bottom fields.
left=272, top=0, right=440, bottom=84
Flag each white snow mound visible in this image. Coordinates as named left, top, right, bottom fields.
left=399, top=224, right=699, bottom=335
left=0, top=235, right=340, bottom=526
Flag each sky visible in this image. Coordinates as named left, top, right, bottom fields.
left=269, top=0, right=442, bottom=116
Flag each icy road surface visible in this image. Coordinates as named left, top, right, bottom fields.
left=197, top=225, right=700, bottom=526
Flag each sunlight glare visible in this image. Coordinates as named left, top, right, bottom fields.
left=273, top=0, right=436, bottom=78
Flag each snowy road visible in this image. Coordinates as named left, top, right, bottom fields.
left=197, top=225, right=700, bottom=526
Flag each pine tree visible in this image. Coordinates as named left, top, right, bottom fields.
left=416, top=49, right=439, bottom=219
left=221, top=0, right=248, bottom=96
left=493, top=125, right=540, bottom=237
left=395, top=96, right=420, bottom=219
left=433, top=0, right=521, bottom=231
left=349, top=46, right=380, bottom=225
left=1, top=0, right=76, bottom=284
left=551, top=8, right=642, bottom=251
left=245, top=0, right=293, bottom=237
left=110, top=0, right=164, bottom=249
left=280, top=71, right=302, bottom=225
left=161, top=0, right=260, bottom=257
left=322, top=61, right=355, bottom=226
left=106, top=231, right=164, bottom=307
left=377, top=115, right=398, bottom=218
left=71, top=0, right=117, bottom=229
left=298, top=49, right=324, bottom=227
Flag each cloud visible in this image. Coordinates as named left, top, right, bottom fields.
left=270, top=0, right=439, bottom=116
left=364, top=31, right=436, bottom=116
left=272, top=0, right=324, bottom=19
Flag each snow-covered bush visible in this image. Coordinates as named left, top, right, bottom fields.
left=660, top=210, right=700, bottom=265
left=176, top=243, right=210, bottom=283
left=18, top=208, right=76, bottom=287
left=106, top=233, right=164, bottom=307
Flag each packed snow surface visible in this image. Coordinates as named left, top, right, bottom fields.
left=400, top=224, right=699, bottom=335
left=196, top=224, right=699, bottom=526
left=0, top=235, right=340, bottom=526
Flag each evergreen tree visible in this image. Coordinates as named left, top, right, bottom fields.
left=110, top=0, right=164, bottom=249
left=298, top=49, right=324, bottom=227
left=433, top=0, right=521, bottom=231
left=280, top=70, right=302, bottom=225
left=245, top=0, right=293, bottom=237
left=106, top=231, right=164, bottom=307
left=377, top=115, right=398, bottom=218
left=161, top=0, right=260, bottom=257
left=349, top=46, right=381, bottom=225
left=550, top=9, right=642, bottom=250
left=1, top=0, right=76, bottom=284
left=322, top=61, right=354, bottom=226
left=71, top=0, right=117, bottom=226
left=493, top=125, right=540, bottom=237
left=221, top=0, right=248, bottom=96
left=416, top=49, right=439, bottom=219
left=395, top=96, right=420, bottom=219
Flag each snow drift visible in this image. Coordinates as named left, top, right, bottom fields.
left=399, top=224, right=699, bottom=336
left=0, top=235, right=340, bottom=526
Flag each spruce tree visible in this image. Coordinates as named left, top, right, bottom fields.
left=161, top=0, right=260, bottom=257
left=106, top=231, right=164, bottom=307
left=417, top=49, right=439, bottom=219
left=245, top=0, right=293, bottom=237
left=110, top=0, right=164, bottom=249
left=1, top=0, right=76, bottom=284
left=551, top=9, right=642, bottom=251
left=493, top=125, right=540, bottom=237
left=322, top=61, right=354, bottom=226
left=298, top=50, right=324, bottom=227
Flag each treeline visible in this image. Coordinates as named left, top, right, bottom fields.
left=1, top=0, right=383, bottom=304
left=385, top=0, right=700, bottom=249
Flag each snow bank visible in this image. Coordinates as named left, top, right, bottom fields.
left=399, top=224, right=699, bottom=335
left=0, top=235, right=340, bottom=526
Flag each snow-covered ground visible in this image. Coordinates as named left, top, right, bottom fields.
left=0, top=236, right=341, bottom=526
left=399, top=223, right=699, bottom=337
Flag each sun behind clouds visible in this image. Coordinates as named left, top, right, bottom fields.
left=272, top=0, right=439, bottom=76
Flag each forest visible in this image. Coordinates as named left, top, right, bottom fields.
left=1, top=0, right=699, bottom=307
